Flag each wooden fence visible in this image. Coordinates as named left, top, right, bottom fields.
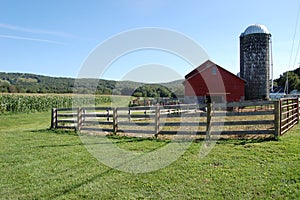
left=51, top=98, right=299, bottom=138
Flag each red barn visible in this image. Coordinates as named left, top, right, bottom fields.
left=184, top=60, right=245, bottom=103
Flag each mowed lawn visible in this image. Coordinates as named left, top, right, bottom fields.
left=0, top=112, right=299, bottom=199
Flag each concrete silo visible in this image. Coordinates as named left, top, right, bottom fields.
left=240, top=24, right=272, bottom=100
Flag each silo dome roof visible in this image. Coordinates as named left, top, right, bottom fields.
left=241, top=24, right=270, bottom=36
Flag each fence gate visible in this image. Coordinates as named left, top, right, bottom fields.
left=279, top=98, right=299, bottom=135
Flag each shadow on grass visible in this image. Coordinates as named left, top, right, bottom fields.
left=47, top=139, right=170, bottom=199
left=33, top=128, right=278, bottom=148
left=30, top=128, right=78, bottom=136
left=106, top=135, right=170, bottom=143
left=233, top=137, right=277, bottom=145
left=193, top=135, right=277, bottom=145
left=49, top=167, right=115, bottom=199
left=31, top=129, right=170, bottom=148
left=217, top=136, right=277, bottom=145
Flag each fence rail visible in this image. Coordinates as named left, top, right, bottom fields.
left=51, top=98, right=299, bottom=138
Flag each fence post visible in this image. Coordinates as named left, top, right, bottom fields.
left=128, top=108, right=131, bottom=121
left=274, top=100, right=281, bottom=138
left=154, top=106, right=160, bottom=138
left=113, top=107, right=118, bottom=135
left=296, top=98, right=299, bottom=124
left=106, top=109, right=110, bottom=121
left=77, top=108, right=83, bottom=131
left=51, top=108, right=57, bottom=129
left=206, top=103, right=213, bottom=140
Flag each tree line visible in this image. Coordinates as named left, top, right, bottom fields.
left=0, top=72, right=184, bottom=97
left=2, top=69, right=300, bottom=97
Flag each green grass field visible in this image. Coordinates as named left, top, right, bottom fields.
left=0, top=112, right=299, bottom=199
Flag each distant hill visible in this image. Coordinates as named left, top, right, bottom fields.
left=0, top=72, right=184, bottom=97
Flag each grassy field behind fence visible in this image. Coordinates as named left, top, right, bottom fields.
left=0, top=111, right=299, bottom=199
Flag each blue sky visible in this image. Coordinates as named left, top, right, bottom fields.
left=0, top=0, right=300, bottom=82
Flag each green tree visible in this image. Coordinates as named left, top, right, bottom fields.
left=277, top=71, right=300, bottom=92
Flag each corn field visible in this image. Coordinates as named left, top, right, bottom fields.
left=0, top=94, right=112, bottom=113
